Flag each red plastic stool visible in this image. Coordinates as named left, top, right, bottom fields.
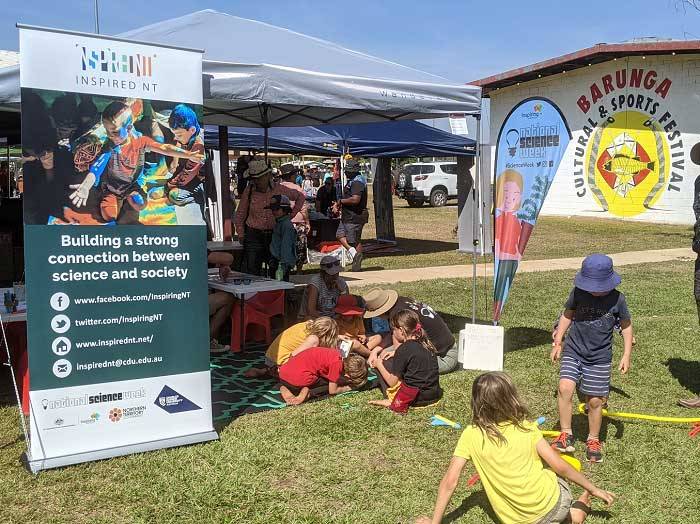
left=247, top=290, right=285, bottom=318
left=230, top=301, right=274, bottom=352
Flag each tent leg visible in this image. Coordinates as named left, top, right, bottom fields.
left=372, top=158, right=395, bottom=242
left=264, top=126, right=269, bottom=162
left=218, top=126, right=232, bottom=240
left=472, top=116, right=481, bottom=324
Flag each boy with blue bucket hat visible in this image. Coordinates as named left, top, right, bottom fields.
left=550, top=254, right=634, bottom=463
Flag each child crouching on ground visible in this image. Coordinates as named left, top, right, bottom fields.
left=278, top=348, right=367, bottom=405
left=368, top=309, right=442, bottom=413
left=550, top=254, right=633, bottom=463
left=244, top=317, right=338, bottom=378
left=416, top=372, right=614, bottom=524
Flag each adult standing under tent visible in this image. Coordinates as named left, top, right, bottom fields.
left=279, top=163, right=311, bottom=273
left=235, top=159, right=304, bottom=276
left=334, top=159, right=368, bottom=272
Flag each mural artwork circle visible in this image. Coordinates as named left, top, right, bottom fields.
left=585, top=110, right=669, bottom=217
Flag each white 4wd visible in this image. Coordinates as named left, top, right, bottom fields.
left=396, top=162, right=458, bottom=207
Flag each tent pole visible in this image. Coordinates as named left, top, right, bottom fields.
left=472, top=116, right=481, bottom=324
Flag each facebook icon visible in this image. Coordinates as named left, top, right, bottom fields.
left=50, top=292, right=70, bottom=312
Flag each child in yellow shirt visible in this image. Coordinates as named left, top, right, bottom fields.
left=417, top=372, right=614, bottom=524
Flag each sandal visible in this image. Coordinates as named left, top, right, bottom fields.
left=569, top=500, right=591, bottom=524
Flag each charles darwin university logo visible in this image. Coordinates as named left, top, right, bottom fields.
left=154, top=386, right=201, bottom=414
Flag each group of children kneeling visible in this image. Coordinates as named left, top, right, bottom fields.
left=245, top=295, right=443, bottom=413
left=243, top=253, right=633, bottom=523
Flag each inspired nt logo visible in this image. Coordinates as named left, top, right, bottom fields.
left=80, top=46, right=154, bottom=77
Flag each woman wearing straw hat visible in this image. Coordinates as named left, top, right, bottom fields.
left=234, top=160, right=305, bottom=276
left=362, top=289, right=459, bottom=374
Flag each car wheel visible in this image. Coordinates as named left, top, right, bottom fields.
left=407, top=199, right=424, bottom=208
left=430, top=188, right=447, bottom=207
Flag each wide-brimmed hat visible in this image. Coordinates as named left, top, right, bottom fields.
left=245, top=159, right=272, bottom=179
left=362, top=289, right=399, bottom=318
left=344, top=159, right=361, bottom=173
left=265, top=194, right=292, bottom=210
left=574, top=253, right=621, bottom=293
left=335, top=294, right=365, bottom=316
left=280, top=164, right=300, bottom=177
left=320, top=255, right=341, bottom=275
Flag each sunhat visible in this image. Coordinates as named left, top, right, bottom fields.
left=574, top=253, right=621, bottom=293
left=245, top=159, right=272, bottom=179
left=362, top=288, right=399, bottom=318
left=265, top=194, right=292, bottom=210
left=320, top=255, right=342, bottom=275
left=335, top=294, right=365, bottom=316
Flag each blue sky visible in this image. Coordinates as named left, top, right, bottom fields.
left=2, top=1, right=699, bottom=82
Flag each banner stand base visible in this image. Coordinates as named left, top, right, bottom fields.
left=24, top=430, right=219, bottom=474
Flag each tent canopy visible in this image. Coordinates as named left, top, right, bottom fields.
left=0, top=10, right=481, bottom=125
left=204, top=120, right=476, bottom=157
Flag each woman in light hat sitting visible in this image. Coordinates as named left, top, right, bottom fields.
left=302, top=255, right=349, bottom=319
left=234, top=159, right=305, bottom=276
left=362, top=288, right=459, bottom=374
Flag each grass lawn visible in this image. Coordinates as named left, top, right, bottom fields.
left=358, top=196, right=693, bottom=271
left=1, top=260, right=698, bottom=523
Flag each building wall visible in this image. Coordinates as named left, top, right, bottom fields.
left=488, top=54, right=699, bottom=224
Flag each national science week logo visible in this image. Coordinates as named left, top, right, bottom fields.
left=572, top=67, right=686, bottom=217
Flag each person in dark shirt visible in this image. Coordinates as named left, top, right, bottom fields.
left=315, top=173, right=338, bottom=217
left=334, top=159, right=368, bottom=272
left=550, top=254, right=633, bottom=463
left=679, top=174, right=700, bottom=408
left=362, top=289, right=458, bottom=374
left=369, top=309, right=442, bottom=413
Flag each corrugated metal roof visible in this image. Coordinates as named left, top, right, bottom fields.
left=472, top=40, right=700, bottom=96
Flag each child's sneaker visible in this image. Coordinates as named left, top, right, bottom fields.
left=551, top=432, right=575, bottom=453
left=585, top=438, right=603, bottom=463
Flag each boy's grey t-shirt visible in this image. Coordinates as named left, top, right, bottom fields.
left=563, top=287, right=631, bottom=364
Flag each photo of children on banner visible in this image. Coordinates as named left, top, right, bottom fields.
left=21, top=90, right=207, bottom=226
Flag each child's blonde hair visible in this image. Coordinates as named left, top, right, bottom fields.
left=471, top=372, right=529, bottom=445
left=389, top=309, right=437, bottom=354
left=343, top=353, right=368, bottom=389
left=495, top=169, right=524, bottom=208
left=306, top=317, right=338, bottom=348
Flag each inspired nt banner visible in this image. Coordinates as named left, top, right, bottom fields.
left=19, top=25, right=216, bottom=472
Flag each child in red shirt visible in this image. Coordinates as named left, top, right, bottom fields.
left=278, top=347, right=367, bottom=405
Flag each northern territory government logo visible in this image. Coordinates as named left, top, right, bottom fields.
left=573, top=67, right=685, bottom=218
left=154, top=386, right=201, bottom=414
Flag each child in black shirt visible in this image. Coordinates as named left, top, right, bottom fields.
left=369, top=309, right=442, bottom=413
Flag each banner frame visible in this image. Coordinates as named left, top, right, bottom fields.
left=16, top=23, right=204, bottom=55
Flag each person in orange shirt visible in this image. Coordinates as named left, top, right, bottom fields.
left=493, top=169, right=525, bottom=322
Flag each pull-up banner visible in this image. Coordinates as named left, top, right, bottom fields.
left=20, top=26, right=216, bottom=472
left=493, top=98, right=571, bottom=323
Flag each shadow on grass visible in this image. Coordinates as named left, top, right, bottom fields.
left=665, top=358, right=700, bottom=396
left=365, top=237, right=459, bottom=259
left=443, top=489, right=498, bottom=523
left=505, top=327, right=552, bottom=353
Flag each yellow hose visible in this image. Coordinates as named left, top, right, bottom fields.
left=576, top=403, right=700, bottom=424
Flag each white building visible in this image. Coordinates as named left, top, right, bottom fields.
left=474, top=40, right=700, bottom=225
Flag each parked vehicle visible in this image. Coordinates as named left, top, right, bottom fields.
left=395, top=161, right=458, bottom=207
